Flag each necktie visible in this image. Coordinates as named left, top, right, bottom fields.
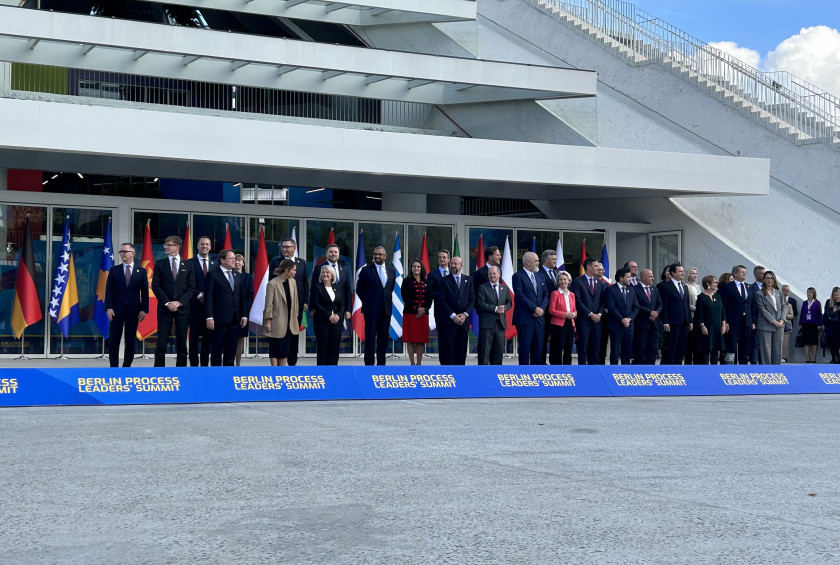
left=331, top=263, right=339, bottom=283
left=645, top=286, right=651, bottom=303
left=549, top=270, right=556, bottom=283
left=379, top=265, right=386, bottom=286
left=202, top=258, right=207, bottom=275
left=125, top=264, right=132, bottom=286
left=171, top=257, right=178, bottom=280
left=227, top=270, right=235, bottom=290
left=678, top=282, right=684, bottom=298
left=455, top=275, right=460, bottom=289
left=493, top=284, right=498, bottom=301
left=529, top=272, right=536, bottom=293
left=740, top=283, right=746, bottom=300
left=443, top=269, right=448, bottom=277
left=589, top=277, right=594, bottom=295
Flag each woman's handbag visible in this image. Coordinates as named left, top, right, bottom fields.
left=794, top=327, right=803, bottom=348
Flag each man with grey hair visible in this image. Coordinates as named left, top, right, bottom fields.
left=512, top=251, right=548, bottom=365
left=476, top=265, right=512, bottom=365
left=538, top=249, right=558, bottom=364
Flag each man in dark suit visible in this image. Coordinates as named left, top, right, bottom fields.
left=310, top=243, right=352, bottom=323
left=605, top=268, right=640, bottom=365
left=188, top=235, right=214, bottom=367
left=633, top=268, right=663, bottom=364
left=537, top=249, right=559, bottom=364
left=205, top=249, right=248, bottom=366
left=427, top=249, right=450, bottom=336
left=512, top=252, right=549, bottom=365
left=268, top=238, right=308, bottom=365
left=104, top=242, right=149, bottom=368
left=720, top=264, right=756, bottom=364
left=472, top=246, right=501, bottom=363
left=658, top=262, right=692, bottom=364
left=569, top=257, right=606, bottom=365
left=749, top=265, right=765, bottom=363
left=152, top=235, right=195, bottom=367
left=437, top=256, right=475, bottom=365
left=476, top=265, right=512, bottom=365
left=355, top=245, right=396, bottom=366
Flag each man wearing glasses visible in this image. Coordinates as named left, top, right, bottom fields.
left=104, top=243, right=149, bottom=367
left=152, top=235, right=195, bottom=367
left=268, top=238, right=308, bottom=365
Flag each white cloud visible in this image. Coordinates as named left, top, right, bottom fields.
left=765, top=26, right=840, bottom=97
left=708, top=41, right=761, bottom=70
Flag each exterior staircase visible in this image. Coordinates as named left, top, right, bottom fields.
left=527, top=0, right=840, bottom=150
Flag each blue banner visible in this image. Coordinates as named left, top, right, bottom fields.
left=1, top=364, right=838, bottom=407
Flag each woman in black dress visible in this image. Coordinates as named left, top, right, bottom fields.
left=310, top=265, right=344, bottom=365
left=694, top=274, right=727, bottom=365
left=234, top=253, right=253, bottom=367
left=823, top=287, right=840, bottom=363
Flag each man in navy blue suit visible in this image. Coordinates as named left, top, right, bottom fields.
left=720, top=264, right=756, bottom=364
left=569, top=257, right=605, bottom=365
left=105, top=242, right=149, bottom=367
left=188, top=235, right=214, bottom=367
left=658, top=262, right=692, bottom=364
left=205, top=249, right=248, bottom=366
left=537, top=249, right=559, bottom=364
left=512, top=251, right=549, bottom=365
left=152, top=235, right=196, bottom=367
left=355, top=246, right=396, bottom=366
left=633, top=268, right=663, bottom=364
left=605, top=268, right=640, bottom=365
left=437, top=256, right=475, bottom=365
left=427, top=249, right=450, bottom=336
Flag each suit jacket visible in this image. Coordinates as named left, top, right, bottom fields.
left=658, top=280, right=691, bottom=327
left=104, top=263, right=149, bottom=316
left=547, top=289, right=576, bottom=327
left=511, top=269, right=549, bottom=326
left=786, top=296, right=799, bottom=317
left=476, top=280, right=512, bottom=330
left=720, top=280, right=755, bottom=328
left=634, top=283, right=663, bottom=331
left=310, top=261, right=352, bottom=315
left=205, top=268, right=247, bottom=324
left=471, top=265, right=490, bottom=297
left=755, top=291, right=786, bottom=331
left=269, top=256, right=308, bottom=317
left=189, top=255, right=216, bottom=301
left=800, top=299, right=822, bottom=326
left=538, top=267, right=559, bottom=295
left=569, top=274, right=605, bottom=325
left=439, top=273, right=475, bottom=325
left=427, top=267, right=448, bottom=320
left=264, top=277, right=300, bottom=338
left=401, top=277, right=432, bottom=315
left=604, top=284, right=640, bottom=331
left=151, top=256, right=195, bottom=314
left=356, top=262, right=396, bottom=316
left=310, top=282, right=345, bottom=322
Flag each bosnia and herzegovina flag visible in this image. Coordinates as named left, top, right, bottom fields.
left=11, top=215, right=42, bottom=339
left=50, top=217, right=81, bottom=338
left=93, top=218, right=114, bottom=338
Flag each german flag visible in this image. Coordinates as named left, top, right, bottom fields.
left=11, top=215, right=42, bottom=338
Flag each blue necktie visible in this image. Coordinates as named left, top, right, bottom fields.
left=227, top=270, right=234, bottom=290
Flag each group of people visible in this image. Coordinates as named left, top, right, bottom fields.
left=102, top=233, right=821, bottom=367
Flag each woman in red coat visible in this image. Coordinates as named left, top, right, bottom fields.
left=547, top=271, right=577, bottom=365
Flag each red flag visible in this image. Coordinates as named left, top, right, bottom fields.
left=223, top=223, right=232, bottom=250
left=136, top=220, right=157, bottom=340
left=419, top=234, right=430, bottom=275
left=327, top=228, right=335, bottom=245
left=183, top=222, right=193, bottom=260
left=475, top=235, right=485, bottom=270
left=579, top=238, right=587, bottom=276
left=249, top=226, right=269, bottom=335
left=11, top=215, right=42, bottom=339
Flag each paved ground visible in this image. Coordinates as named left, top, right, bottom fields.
left=2, top=393, right=840, bottom=564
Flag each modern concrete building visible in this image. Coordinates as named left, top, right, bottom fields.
left=1, top=0, right=832, bottom=359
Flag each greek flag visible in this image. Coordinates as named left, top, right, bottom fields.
left=389, top=232, right=404, bottom=340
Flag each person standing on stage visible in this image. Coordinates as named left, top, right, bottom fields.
left=356, top=246, right=396, bottom=366
left=268, top=238, right=308, bottom=365
left=152, top=235, right=195, bottom=367
left=205, top=249, right=248, bottom=367
left=104, top=243, right=148, bottom=367
left=188, top=235, right=214, bottom=367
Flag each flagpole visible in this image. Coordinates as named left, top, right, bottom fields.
left=140, top=338, right=150, bottom=359
left=97, top=336, right=107, bottom=359
left=56, top=334, right=69, bottom=360
left=16, top=329, right=29, bottom=360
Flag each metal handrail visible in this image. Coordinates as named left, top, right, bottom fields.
left=529, top=0, right=839, bottom=147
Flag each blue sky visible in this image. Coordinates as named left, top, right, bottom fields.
left=629, top=0, right=840, bottom=56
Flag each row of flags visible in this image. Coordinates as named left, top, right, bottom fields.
left=10, top=221, right=610, bottom=344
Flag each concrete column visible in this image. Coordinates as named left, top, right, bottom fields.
left=427, top=194, right=460, bottom=215
left=0, top=62, right=10, bottom=92
left=382, top=192, right=427, bottom=214
left=0, top=168, right=7, bottom=191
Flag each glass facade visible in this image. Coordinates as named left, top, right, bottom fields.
left=0, top=205, right=48, bottom=355
left=562, top=231, right=605, bottom=279
left=192, top=214, right=246, bottom=256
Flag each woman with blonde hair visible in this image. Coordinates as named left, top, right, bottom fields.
left=264, top=258, right=299, bottom=366
left=685, top=267, right=702, bottom=364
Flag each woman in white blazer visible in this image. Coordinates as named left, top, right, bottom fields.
left=755, top=270, right=785, bottom=365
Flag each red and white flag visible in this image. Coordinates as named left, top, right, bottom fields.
left=249, top=225, right=269, bottom=335
left=501, top=236, right=516, bottom=340
left=352, top=230, right=366, bottom=341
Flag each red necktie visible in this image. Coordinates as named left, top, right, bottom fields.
left=171, top=257, right=178, bottom=280
left=202, top=258, right=208, bottom=276
left=125, top=264, right=132, bottom=286
left=589, top=277, right=594, bottom=294
left=645, top=286, right=651, bottom=302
